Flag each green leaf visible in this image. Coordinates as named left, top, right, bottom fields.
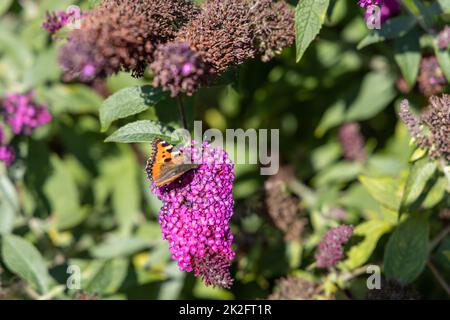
left=344, top=220, right=392, bottom=269
left=111, top=152, right=141, bottom=234
left=295, top=0, right=330, bottom=62
left=345, top=72, right=396, bottom=121
left=422, top=177, right=448, bottom=208
left=0, top=173, right=19, bottom=234
left=1, top=234, right=50, bottom=293
left=105, top=120, right=176, bottom=144
left=401, top=158, right=437, bottom=211
left=44, top=156, right=87, bottom=230
left=315, top=100, right=346, bottom=137
left=82, top=260, right=118, bottom=294
left=0, top=0, right=12, bottom=16
left=90, top=237, right=150, bottom=259
left=100, top=86, right=167, bottom=131
left=384, top=215, right=429, bottom=285
left=394, top=30, right=421, bottom=88
left=313, top=161, right=363, bottom=186
left=359, top=176, right=401, bottom=212
left=434, top=43, right=450, bottom=83
left=357, top=16, right=417, bottom=49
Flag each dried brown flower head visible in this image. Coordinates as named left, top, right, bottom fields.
left=176, top=0, right=256, bottom=74
left=367, top=279, right=420, bottom=300
left=268, top=277, right=318, bottom=300
left=421, top=94, right=450, bottom=160
left=249, top=0, right=295, bottom=62
left=150, top=42, right=212, bottom=97
left=264, top=166, right=306, bottom=241
left=418, top=56, right=448, bottom=97
left=399, top=96, right=450, bottom=161
left=60, top=0, right=198, bottom=79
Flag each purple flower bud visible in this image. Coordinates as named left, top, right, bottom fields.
left=315, top=225, right=353, bottom=269
left=151, top=141, right=235, bottom=288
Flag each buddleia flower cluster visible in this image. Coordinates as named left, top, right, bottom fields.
left=154, top=0, right=295, bottom=96
left=315, top=225, right=353, bottom=268
left=59, top=0, right=198, bottom=80
left=418, top=56, right=448, bottom=97
left=264, top=166, right=306, bottom=241
left=0, top=92, right=52, bottom=166
left=338, top=122, right=367, bottom=162
left=367, top=279, right=420, bottom=300
left=268, top=277, right=319, bottom=300
left=57, top=0, right=295, bottom=96
left=151, top=141, right=235, bottom=288
left=399, top=95, right=450, bottom=161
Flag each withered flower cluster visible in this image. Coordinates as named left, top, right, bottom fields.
left=417, top=56, right=448, bottom=97
left=60, top=0, right=198, bottom=80
left=60, top=0, right=295, bottom=95
left=399, top=95, right=450, bottom=161
left=366, top=279, right=420, bottom=300
left=155, top=0, right=295, bottom=96
left=264, top=166, right=306, bottom=242
left=268, top=277, right=321, bottom=300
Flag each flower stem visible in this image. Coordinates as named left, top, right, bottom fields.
left=177, top=95, right=188, bottom=130
left=427, top=261, right=450, bottom=297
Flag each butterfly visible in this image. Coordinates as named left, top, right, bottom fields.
left=146, top=138, right=199, bottom=187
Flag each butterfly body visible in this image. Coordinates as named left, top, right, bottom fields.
left=146, top=139, right=199, bottom=187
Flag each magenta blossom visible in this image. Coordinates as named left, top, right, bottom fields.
left=1, top=92, right=52, bottom=135
left=42, top=10, right=75, bottom=35
left=315, top=225, right=353, bottom=268
left=151, top=141, right=235, bottom=288
left=0, top=146, right=15, bottom=166
left=360, top=0, right=401, bottom=23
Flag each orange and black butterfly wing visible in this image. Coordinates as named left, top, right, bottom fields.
left=146, top=138, right=199, bottom=187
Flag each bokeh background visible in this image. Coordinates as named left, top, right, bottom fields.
left=0, top=0, right=449, bottom=300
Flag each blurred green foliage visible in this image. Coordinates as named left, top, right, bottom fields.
left=0, top=0, right=449, bottom=300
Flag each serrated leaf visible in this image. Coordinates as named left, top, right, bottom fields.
left=401, top=158, right=437, bottom=210
left=344, top=220, right=392, bottom=269
left=1, top=234, right=49, bottom=293
left=394, top=30, right=421, bottom=88
left=384, top=215, right=429, bottom=285
left=295, top=0, right=330, bottom=62
left=359, top=176, right=401, bottom=212
left=100, top=86, right=167, bottom=131
left=357, top=16, right=417, bottom=49
left=105, top=120, right=176, bottom=144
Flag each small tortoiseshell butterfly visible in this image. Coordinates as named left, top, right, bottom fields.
left=146, top=138, right=199, bottom=187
